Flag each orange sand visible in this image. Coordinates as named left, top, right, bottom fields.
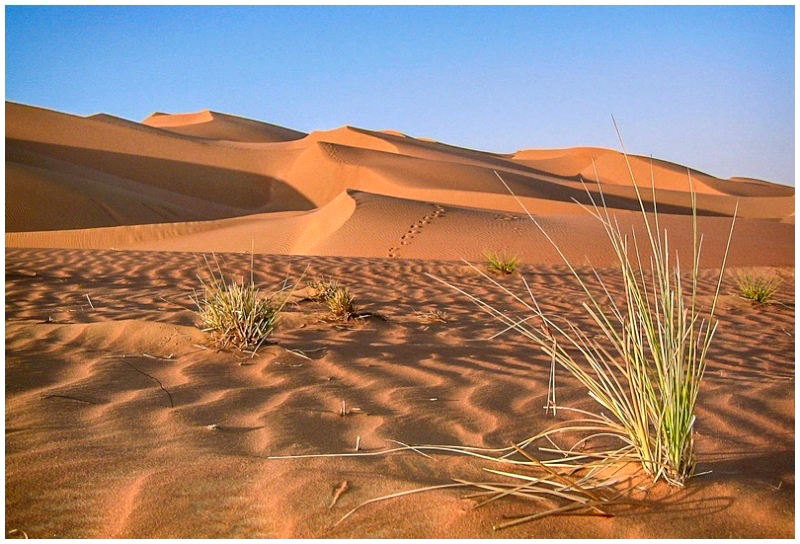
left=5, top=103, right=794, bottom=537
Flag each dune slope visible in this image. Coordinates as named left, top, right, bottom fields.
left=5, top=102, right=794, bottom=267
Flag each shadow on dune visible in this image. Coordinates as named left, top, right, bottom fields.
left=496, top=170, right=734, bottom=218
left=6, top=140, right=316, bottom=231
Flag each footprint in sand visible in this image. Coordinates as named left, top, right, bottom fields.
left=388, top=204, right=447, bottom=258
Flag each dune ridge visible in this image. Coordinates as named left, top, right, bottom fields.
left=142, top=110, right=307, bottom=142
left=5, top=102, right=794, bottom=265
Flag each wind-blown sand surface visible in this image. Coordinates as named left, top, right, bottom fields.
left=5, top=103, right=794, bottom=537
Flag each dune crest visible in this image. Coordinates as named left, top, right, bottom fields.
left=142, top=110, right=307, bottom=143
left=6, top=102, right=794, bottom=265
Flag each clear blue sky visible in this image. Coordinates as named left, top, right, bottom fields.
left=6, top=5, right=795, bottom=185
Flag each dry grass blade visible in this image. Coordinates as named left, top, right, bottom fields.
left=493, top=499, right=628, bottom=531
left=508, top=442, right=611, bottom=516
left=459, top=479, right=551, bottom=508
left=329, top=481, right=350, bottom=509
left=334, top=483, right=470, bottom=527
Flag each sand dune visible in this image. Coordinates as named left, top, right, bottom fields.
left=5, top=103, right=795, bottom=538
left=141, top=110, right=307, bottom=142
left=5, top=102, right=794, bottom=260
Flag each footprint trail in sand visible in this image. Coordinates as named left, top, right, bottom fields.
left=388, top=204, right=447, bottom=258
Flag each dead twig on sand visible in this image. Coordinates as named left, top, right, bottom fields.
left=141, top=352, right=175, bottom=361
left=329, top=481, right=350, bottom=509
left=122, top=361, right=174, bottom=409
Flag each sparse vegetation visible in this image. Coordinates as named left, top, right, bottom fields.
left=326, top=285, right=357, bottom=321
left=192, top=254, right=291, bottom=353
left=416, top=308, right=448, bottom=323
left=736, top=272, right=780, bottom=303
left=307, top=277, right=341, bottom=303
left=460, top=161, right=737, bottom=486
left=484, top=250, right=519, bottom=275
left=308, top=277, right=357, bottom=321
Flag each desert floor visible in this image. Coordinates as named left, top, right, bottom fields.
left=5, top=103, right=795, bottom=537
left=6, top=250, right=794, bottom=538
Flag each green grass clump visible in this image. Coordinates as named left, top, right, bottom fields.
left=432, top=152, right=736, bottom=487
left=307, top=277, right=341, bottom=303
left=308, top=277, right=357, bottom=321
left=736, top=273, right=780, bottom=303
left=192, top=255, right=290, bottom=353
left=326, top=286, right=357, bottom=321
left=485, top=251, right=519, bottom=275
left=482, top=159, right=736, bottom=486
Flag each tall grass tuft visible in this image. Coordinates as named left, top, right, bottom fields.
left=736, top=273, right=780, bottom=303
left=192, top=254, right=294, bottom=354
left=468, top=150, right=737, bottom=485
left=484, top=250, right=519, bottom=275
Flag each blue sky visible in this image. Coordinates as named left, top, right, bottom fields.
left=6, top=5, right=795, bottom=185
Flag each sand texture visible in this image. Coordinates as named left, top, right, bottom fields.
left=5, top=103, right=795, bottom=538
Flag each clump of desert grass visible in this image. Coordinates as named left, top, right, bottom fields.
left=736, top=272, right=780, bottom=303
left=307, top=277, right=357, bottom=321
left=326, top=285, right=357, bottom=321
left=415, top=308, right=448, bottom=323
left=484, top=250, right=519, bottom=275
left=269, top=125, right=738, bottom=529
left=307, top=277, right=341, bottom=303
left=192, top=254, right=297, bottom=354
left=459, top=133, right=736, bottom=488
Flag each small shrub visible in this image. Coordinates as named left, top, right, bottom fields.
left=326, top=286, right=357, bottom=321
left=192, top=255, right=285, bottom=353
left=417, top=309, right=448, bottom=323
left=308, top=277, right=358, bottom=321
left=307, top=277, right=341, bottom=302
left=736, top=273, right=780, bottom=303
left=485, top=251, right=519, bottom=275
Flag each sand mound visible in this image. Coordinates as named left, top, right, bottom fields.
left=6, top=103, right=314, bottom=232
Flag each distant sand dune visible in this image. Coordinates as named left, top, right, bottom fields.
left=6, top=101, right=794, bottom=263
left=142, top=110, right=307, bottom=142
